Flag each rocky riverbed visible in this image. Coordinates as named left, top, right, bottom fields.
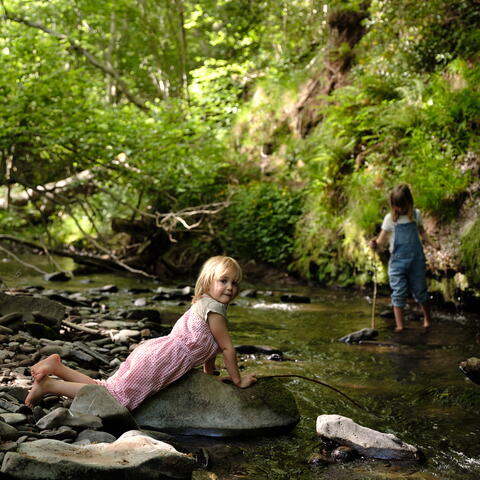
left=0, top=282, right=305, bottom=479
left=1, top=276, right=479, bottom=480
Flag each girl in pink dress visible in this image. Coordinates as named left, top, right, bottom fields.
left=25, top=256, right=257, bottom=410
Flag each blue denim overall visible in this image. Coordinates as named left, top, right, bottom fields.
left=388, top=221, right=428, bottom=308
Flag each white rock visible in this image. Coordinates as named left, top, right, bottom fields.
left=316, top=414, right=421, bottom=460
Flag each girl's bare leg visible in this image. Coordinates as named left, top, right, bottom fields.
left=31, top=354, right=97, bottom=384
left=420, top=302, right=432, bottom=329
left=393, top=306, right=405, bottom=332
left=25, top=376, right=89, bottom=408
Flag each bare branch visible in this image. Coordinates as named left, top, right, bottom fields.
left=0, top=234, right=156, bottom=279
left=0, top=243, right=49, bottom=275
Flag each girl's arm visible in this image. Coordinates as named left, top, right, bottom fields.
left=370, top=229, right=389, bottom=251
left=418, top=225, right=440, bottom=249
left=203, top=355, right=217, bottom=375
left=207, top=312, right=256, bottom=388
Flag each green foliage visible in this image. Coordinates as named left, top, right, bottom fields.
left=460, top=219, right=480, bottom=285
left=220, top=183, right=302, bottom=265
left=0, top=0, right=479, bottom=283
left=291, top=54, right=478, bottom=282
left=361, top=0, right=480, bottom=75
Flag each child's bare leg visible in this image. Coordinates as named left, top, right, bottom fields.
left=25, top=376, right=90, bottom=408
left=31, top=354, right=97, bottom=385
left=393, top=306, right=404, bottom=332
left=420, top=302, right=431, bottom=328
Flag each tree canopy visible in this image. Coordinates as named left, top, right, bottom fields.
left=1, top=0, right=479, bottom=290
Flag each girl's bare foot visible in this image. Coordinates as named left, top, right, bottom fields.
left=31, top=354, right=62, bottom=381
left=394, top=327, right=404, bottom=333
left=25, top=377, right=52, bottom=408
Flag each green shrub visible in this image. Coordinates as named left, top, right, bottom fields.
left=460, top=219, right=480, bottom=286
left=220, top=182, right=302, bottom=265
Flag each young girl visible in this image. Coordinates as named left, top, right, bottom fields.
left=370, top=184, right=438, bottom=333
left=25, top=256, right=257, bottom=410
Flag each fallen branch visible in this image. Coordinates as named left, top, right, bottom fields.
left=0, top=243, right=49, bottom=275
left=0, top=169, right=95, bottom=210
left=0, top=234, right=155, bottom=279
left=62, top=318, right=102, bottom=335
left=258, top=374, right=369, bottom=413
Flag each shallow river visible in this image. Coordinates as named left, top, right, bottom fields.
left=1, top=255, right=480, bottom=480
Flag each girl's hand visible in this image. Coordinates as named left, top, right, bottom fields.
left=238, top=373, right=257, bottom=388
left=219, top=373, right=257, bottom=388
left=369, top=239, right=378, bottom=251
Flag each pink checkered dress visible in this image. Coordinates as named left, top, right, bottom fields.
left=96, top=296, right=225, bottom=410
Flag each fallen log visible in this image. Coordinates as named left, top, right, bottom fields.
left=0, top=170, right=95, bottom=210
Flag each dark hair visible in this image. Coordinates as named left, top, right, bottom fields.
left=390, top=184, right=414, bottom=222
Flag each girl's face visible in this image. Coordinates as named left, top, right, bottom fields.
left=208, top=267, right=239, bottom=304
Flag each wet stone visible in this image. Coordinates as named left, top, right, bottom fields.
left=32, top=406, right=47, bottom=423
left=40, top=425, right=77, bottom=441
left=0, top=399, right=30, bottom=414
left=121, top=309, right=162, bottom=322
left=0, top=312, right=23, bottom=327
left=0, top=441, right=17, bottom=452
left=0, top=420, right=20, bottom=440
left=43, top=272, right=71, bottom=282
left=70, top=385, right=138, bottom=436
left=0, top=413, right=27, bottom=425
left=331, top=445, right=357, bottom=462
left=134, top=298, right=147, bottom=307
left=316, top=415, right=421, bottom=461
left=235, top=345, right=283, bottom=356
left=280, top=293, right=311, bottom=303
left=36, top=407, right=103, bottom=430
left=307, top=452, right=331, bottom=465
left=239, top=289, right=257, bottom=298
left=0, top=326, right=14, bottom=336
left=339, top=328, right=378, bottom=344
left=89, top=285, right=119, bottom=293
left=459, top=357, right=480, bottom=385
left=74, top=429, right=117, bottom=445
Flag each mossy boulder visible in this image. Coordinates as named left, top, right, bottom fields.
left=133, top=369, right=300, bottom=437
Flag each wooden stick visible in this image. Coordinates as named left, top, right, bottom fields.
left=62, top=318, right=102, bottom=335
left=371, top=254, right=378, bottom=329
left=257, top=374, right=368, bottom=412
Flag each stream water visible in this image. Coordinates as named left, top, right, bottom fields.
left=1, top=254, right=480, bottom=480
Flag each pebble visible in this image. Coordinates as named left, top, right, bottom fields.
left=74, top=429, right=117, bottom=445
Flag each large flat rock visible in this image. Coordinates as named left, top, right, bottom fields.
left=0, top=292, right=65, bottom=323
left=133, top=369, right=299, bottom=437
left=1, top=430, right=195, bottom=480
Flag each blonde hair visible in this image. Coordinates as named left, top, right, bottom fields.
left=390, top=184, right=414, bottom=222
left=192, top=256, right=242, bottom=303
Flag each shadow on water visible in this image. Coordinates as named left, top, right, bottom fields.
left=1, top=255, right=480, bottom=479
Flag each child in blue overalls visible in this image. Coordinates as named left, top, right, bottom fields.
left=370, top=184, right=438, bottom=332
